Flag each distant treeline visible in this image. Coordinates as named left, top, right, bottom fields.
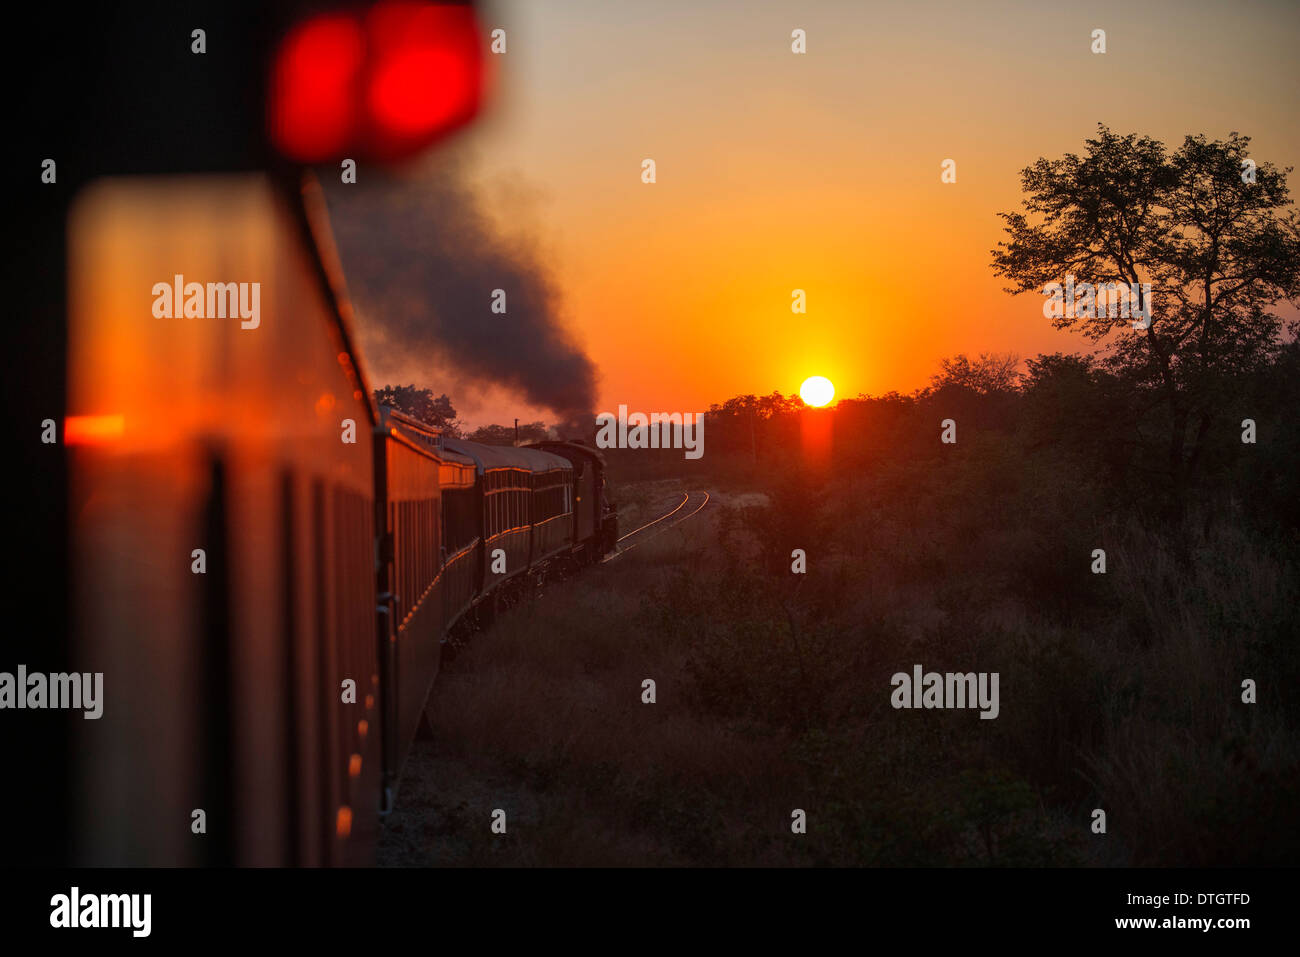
left=377, top=338, right=1300, bottom=534
left=611, top=344, right=1300, bottom=533
left=373, top=383, right=551, bottom=445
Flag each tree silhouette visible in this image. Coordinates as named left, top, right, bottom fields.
left=992, top=126, right=1300, bottom=503
left=465, top=421, right=550, bottom=445
left=928, top=352, right=1021, bottom=395
left=373, top=384, right=460, bottom=434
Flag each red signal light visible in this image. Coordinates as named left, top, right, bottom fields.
left=364, top=2, right=483, bottom=158
left=268, top=15, right=366, bottom=162
left=268, top=2, right=484, bottom=164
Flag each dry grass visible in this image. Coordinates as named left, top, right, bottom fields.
left=381, top=497, right=805, bottom=866
left=379, top=473, right=1300, bottom=867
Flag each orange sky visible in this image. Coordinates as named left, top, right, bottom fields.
left=364, top=0, right=1300, bottom=427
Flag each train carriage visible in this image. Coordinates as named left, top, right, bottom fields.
left=373, top=407, right=476, bottom=800
left=529, top=440, right=620, bottom=559
left=67, top=173, right=382, bottom=866
left=441, top=439, right=575, bottom=590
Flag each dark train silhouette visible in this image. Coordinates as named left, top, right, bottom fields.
left=377, top=411, right=619, bottom=839
left=16, top=0, right=621, bottom=865
left=62, top=169, right=617, bottom=867
left=62, top=160, right=624, bottom=868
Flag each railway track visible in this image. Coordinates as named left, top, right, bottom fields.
left=602, top=490, right=711, bottom=562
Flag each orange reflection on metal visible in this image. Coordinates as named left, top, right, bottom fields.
left=364, top=694, right=374, bottom=709
left=348, top=753, right=362, bottom=778
left=336, top=806, right=353, bottom=837
left=358, top=719, right=368, bottom=739
left=314, top=392, right=337, bottom=415
left=64, top=414, right=125, bottom=444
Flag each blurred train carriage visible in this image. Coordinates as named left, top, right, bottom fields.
left=16, top=0, right=619, bottom=867
left=68, top=170, right=392, bottom=864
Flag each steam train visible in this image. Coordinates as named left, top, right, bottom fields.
left=59, top=169, right=619, bottom=868
left=10, top=1, right=619, bottom=865
left=377, top=411, right=618, bottom=833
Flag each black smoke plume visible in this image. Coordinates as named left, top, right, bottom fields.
left=323, top=155, right=597, bottom=428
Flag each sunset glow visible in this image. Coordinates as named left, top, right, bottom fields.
left=370, top=0, right=1300, bottom=428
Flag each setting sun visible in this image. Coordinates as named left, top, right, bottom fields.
left=799, top=375, right=835, bottom=407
